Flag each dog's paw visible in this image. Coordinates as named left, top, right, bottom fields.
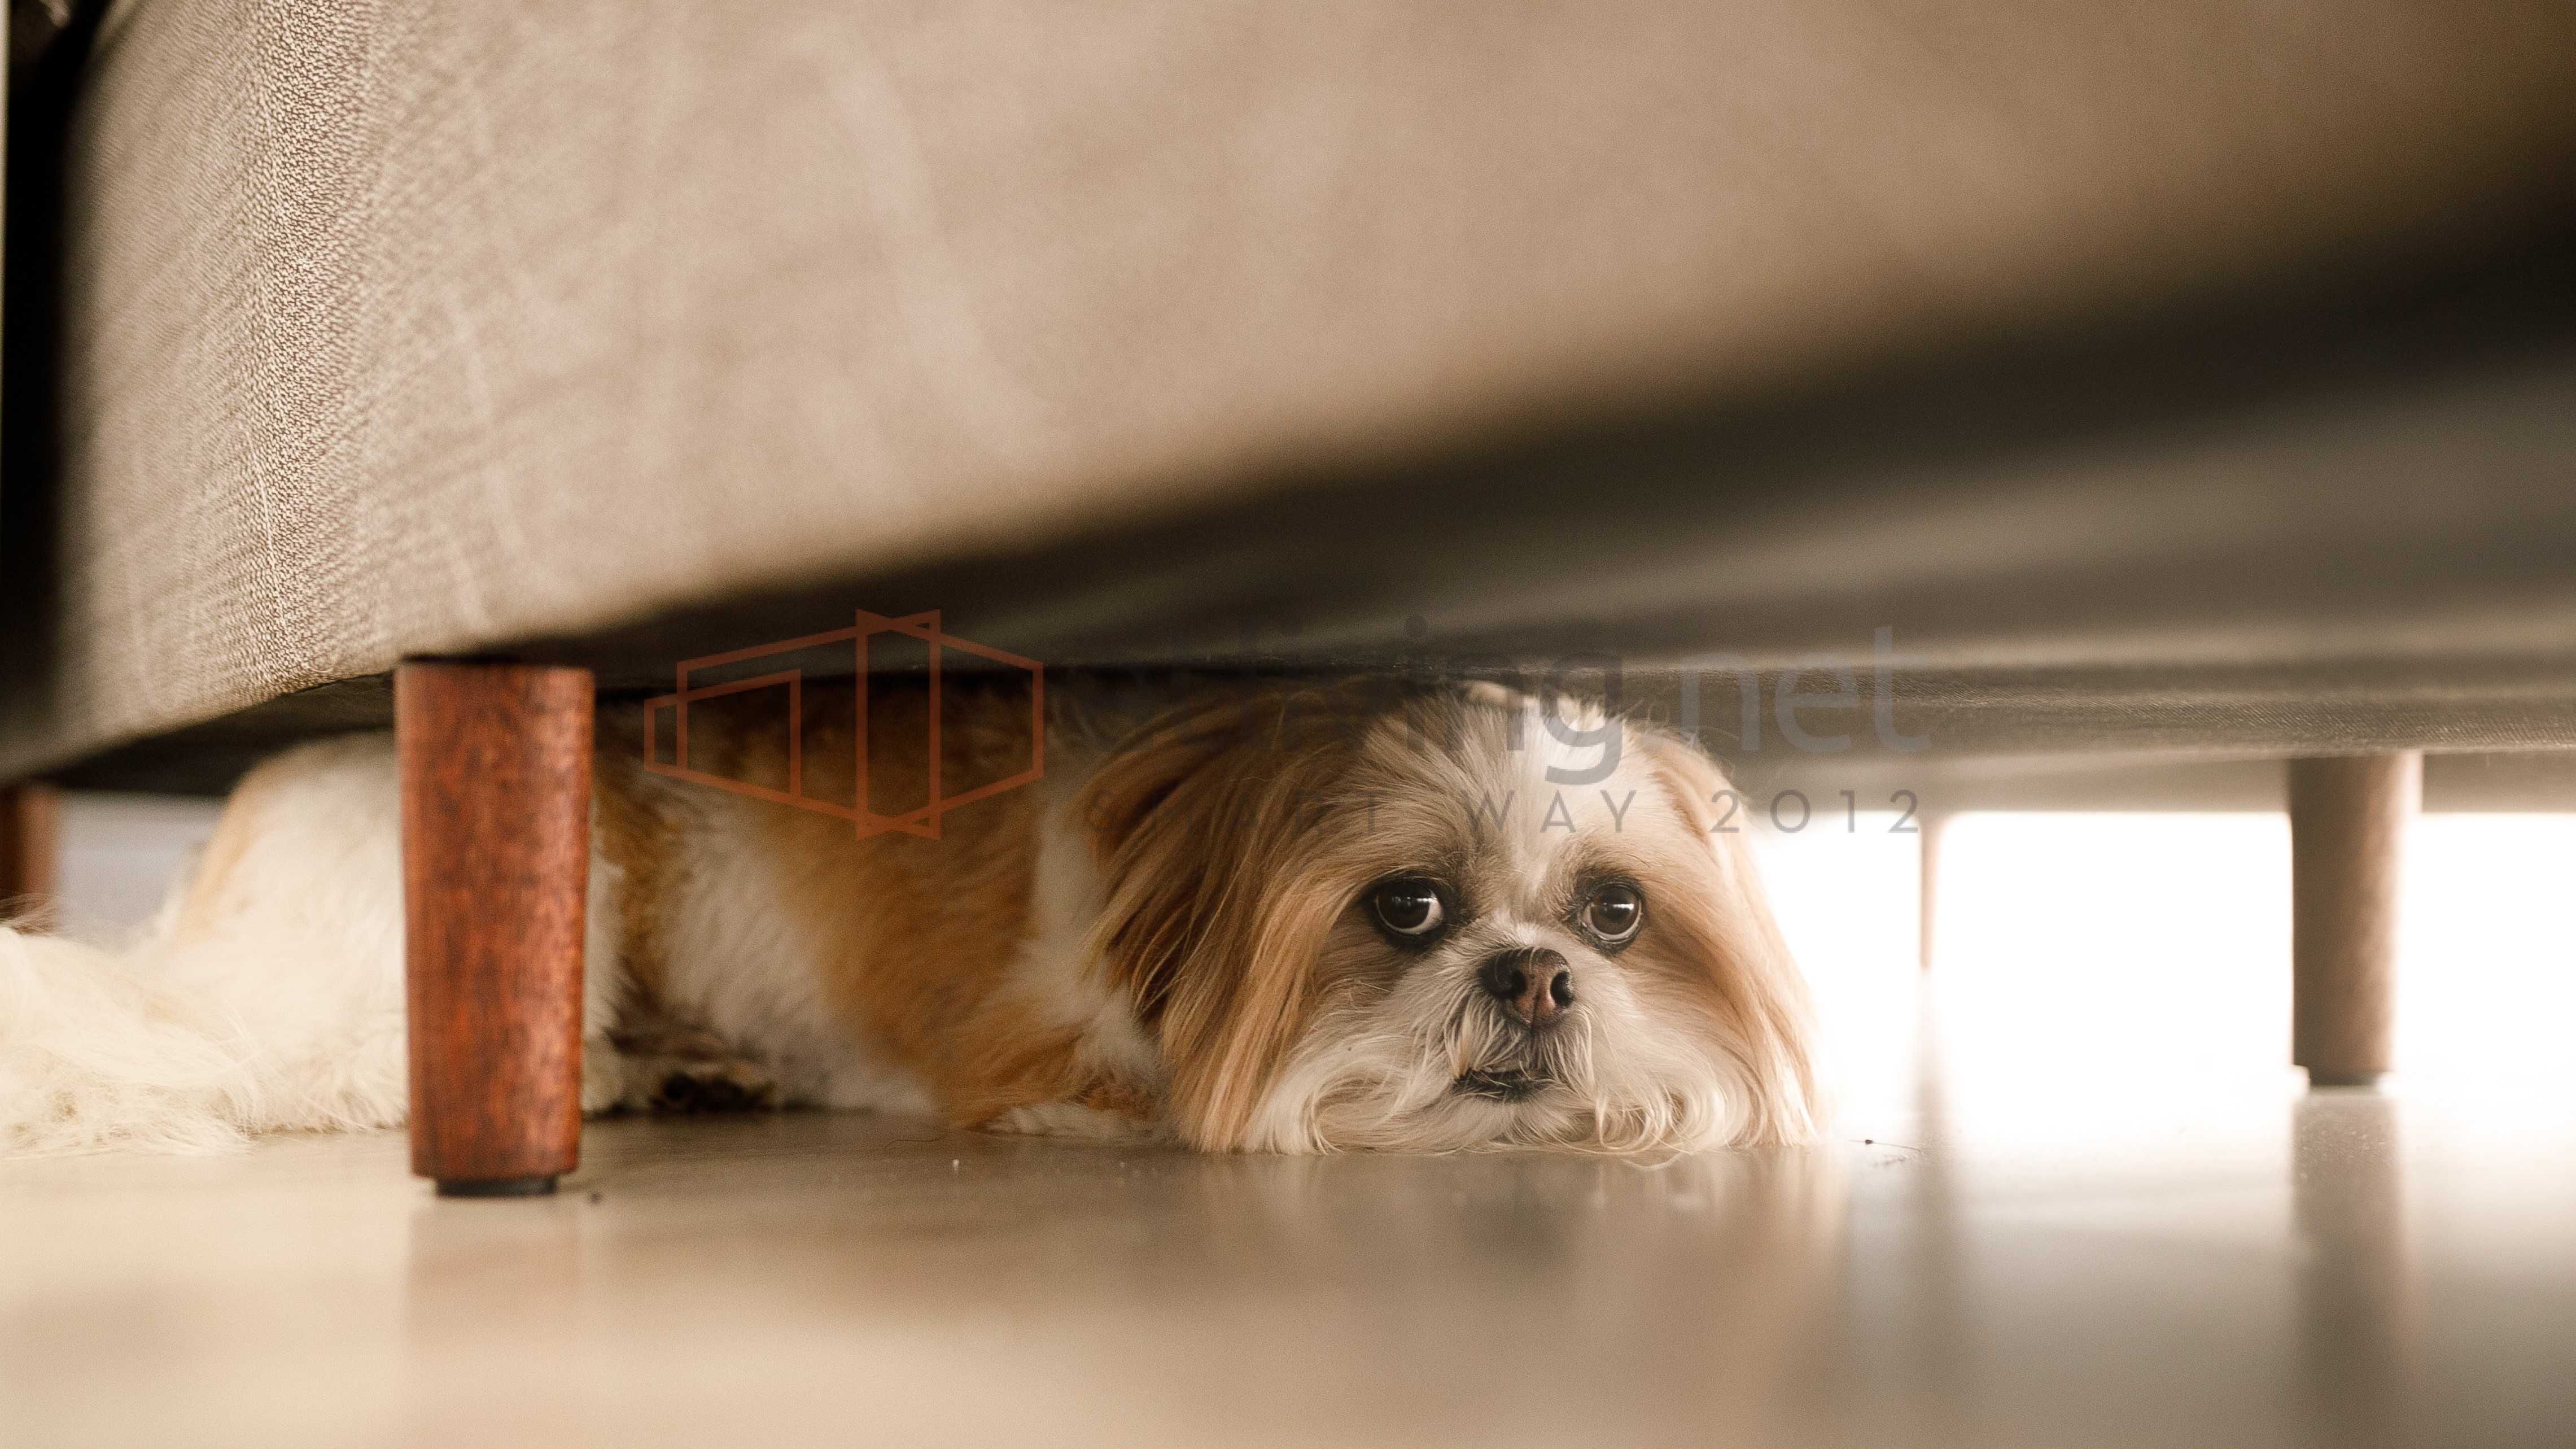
left=982, top=1102, right=1156, bottom=1140
left=627, top=1055, right=780, bottom=1114
left=598, top=1014, right=781, bottom=1115
left=580, top=1037, right=628, bottom=1116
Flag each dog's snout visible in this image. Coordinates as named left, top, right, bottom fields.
left=1476, top=947, right=1573, bottom=1028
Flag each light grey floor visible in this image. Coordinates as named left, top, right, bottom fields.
left=5, top=1060, right=2568, bottom=1447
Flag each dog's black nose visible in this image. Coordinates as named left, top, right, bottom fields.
left=1477, top=947, right=1572, bottom=1028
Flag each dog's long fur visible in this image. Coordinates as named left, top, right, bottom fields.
left=2, top=679, right=1817, bottom=1156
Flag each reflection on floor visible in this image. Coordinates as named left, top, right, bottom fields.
left=6, top=1055, right=2571, bottom=1448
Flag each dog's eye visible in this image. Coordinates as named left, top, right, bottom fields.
left=1370, top=879, right=1447, bottom=938
left=1582, top=884, right=1644, bottom=945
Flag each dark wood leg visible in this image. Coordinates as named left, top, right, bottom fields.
left=1, top=783, right=60, bottom=916
left=396, top=661, right=594, bottom=1197
left=2289, top=753, right=2419, bottom=1088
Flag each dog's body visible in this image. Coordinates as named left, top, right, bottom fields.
left=3, top=679, right=1819, bottom=1155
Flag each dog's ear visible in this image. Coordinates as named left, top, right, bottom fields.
left=1075, top=693, right=1266, bottom=868
left=1631, top=726, right=1823, bottom=1145
left=1075, top=683, right=1397, bottom=860
left=1073, top=686, right=1377, bottom=1149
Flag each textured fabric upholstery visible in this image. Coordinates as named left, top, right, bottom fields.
left=5, top=0, right=2574, bottom=780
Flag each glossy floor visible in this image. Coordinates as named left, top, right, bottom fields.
left=7, top=1063, right=2571, bottom=1448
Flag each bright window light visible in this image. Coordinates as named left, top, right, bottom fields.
left=1755, top=809, right=2576, bottom=1114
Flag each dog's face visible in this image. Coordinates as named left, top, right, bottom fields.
left=1081, top=683, right=1817, bottom=1153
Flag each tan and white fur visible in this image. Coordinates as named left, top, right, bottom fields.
left=1, top=679, right=1817, bottom=1155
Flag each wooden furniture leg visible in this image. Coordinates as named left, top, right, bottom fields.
left=2289, top=753, right=2420, bottom=1088
left=396, top=661, right=594, bottom=1197
left=1, top=783, right=61, bottom=914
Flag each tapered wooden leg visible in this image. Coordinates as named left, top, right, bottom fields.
left=2289, top=753, right=2420, bottom=1088
left=396, top=661, right=593, bottom=1197
left=1, top=783, right=61, bottom=914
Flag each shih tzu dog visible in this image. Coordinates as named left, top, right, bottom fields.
left=0, top=678, right=1818, bottom=1155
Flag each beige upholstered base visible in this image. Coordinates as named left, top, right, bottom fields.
left=6, top=1, right=2574, bottom=782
